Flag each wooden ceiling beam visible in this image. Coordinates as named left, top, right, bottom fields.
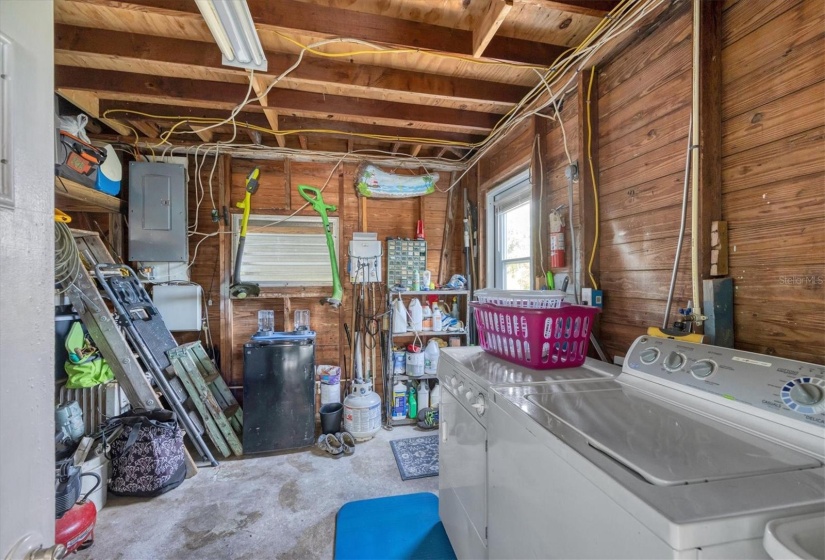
left=55, top=66, right=499, bottom=133
left=96, top=100, right=486, bottom=148
left=473, top=0, right=514, bottom=58
left=298, top=136, right=308, bottom=151
left=251, top=75, right=285, bottom=148
left=515, top=0, right=621, bottom=17
left=54, top=24, right=529, bottom=109
left=188, top=124, right=214, bottom=143
left=56, top=88, right=133, bottom=137
left=102, top=0, right=568, bottom=67
left=128, top=119, right=159, bottom=139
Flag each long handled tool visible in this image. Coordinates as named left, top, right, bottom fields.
left=230, top=168, right=261, bottom=299
left=298, top=185, right=343, bottom=307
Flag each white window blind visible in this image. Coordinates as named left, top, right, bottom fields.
left=232, top=213, right=339, bottom=286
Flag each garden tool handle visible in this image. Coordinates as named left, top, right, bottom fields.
left=298, top=185, right=337, bottom=214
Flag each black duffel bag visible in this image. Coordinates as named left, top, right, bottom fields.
left=103, top=409, right=186, bottom=497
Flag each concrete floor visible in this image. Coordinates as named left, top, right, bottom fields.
left=77, top=425, right=438, bottom=560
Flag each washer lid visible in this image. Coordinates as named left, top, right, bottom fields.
left=524, top=382, right=822, bottom=486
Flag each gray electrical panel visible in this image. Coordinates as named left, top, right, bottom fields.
left=128, top=162, right=188, bottom=262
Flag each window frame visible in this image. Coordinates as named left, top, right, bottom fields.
left=486, top=170, right=533, bottom=290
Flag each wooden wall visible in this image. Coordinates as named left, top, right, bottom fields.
left=471, top=0, right=825, bottom=365
left=185, top=157, right=462, bottom=396
left=720, top=0, right=825, bottom=364
left=595, top=4, right=693, bottom=357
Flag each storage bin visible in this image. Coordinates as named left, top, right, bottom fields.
left=472, top=302, right=599, bottom=369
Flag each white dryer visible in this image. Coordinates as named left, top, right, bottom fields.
left=487, top=336, right=825, bottom=559
left=437, top=347, right=619, bottom=559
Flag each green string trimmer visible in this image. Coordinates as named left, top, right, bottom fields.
left=230, top=168, right=261, bottom=299
left=299, top=185, right=342, bottom=308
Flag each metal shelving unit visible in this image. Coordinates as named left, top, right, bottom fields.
left=383, top=289, right=470, bottom=428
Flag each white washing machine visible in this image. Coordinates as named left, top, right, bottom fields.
left=437, top=347, right=620, bottom=560
left=487, top=336, right=825, bottom=559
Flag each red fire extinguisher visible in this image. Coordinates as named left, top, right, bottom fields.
left=549, top=208, right=566, bottom=269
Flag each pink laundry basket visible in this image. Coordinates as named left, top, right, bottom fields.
left=472, top=302, right=600, bottom=369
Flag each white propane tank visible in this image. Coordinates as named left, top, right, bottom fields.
left=343, top=381, right=381, bottom=441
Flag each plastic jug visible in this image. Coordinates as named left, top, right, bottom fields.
left=408, top=298, right=423, bottom=331
left=418, top=380, right=430, bottom=409
left=432, top=304, right=443, bottom=331
left=422, top=270, right=432, bottom=289
left=423, top=339, right=440, bottom=375
left=392, top=380, right=407, bottom=420
left=431, top=382, right=441, bottom=408
left=422, top=299, right=433, bottom=331
left=392, top=298, right=408, bottom=334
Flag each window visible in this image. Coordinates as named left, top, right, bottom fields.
left=487, top=172, right=532, bottom=289
left=232, top=213, right=339, bottom=286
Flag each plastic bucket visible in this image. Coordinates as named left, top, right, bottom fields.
left=319, top=402, right=344, bottom=434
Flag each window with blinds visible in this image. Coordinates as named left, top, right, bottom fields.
left=231, top=213, right=339, bottom=286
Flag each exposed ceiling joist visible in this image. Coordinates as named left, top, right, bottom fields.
left=473, top=0, right=514, bottom=58
left=54, top=24, right=530, bottom=111
left=55, top=66, right=500, bottom=133
left=109, top=0, right=569, bottom=67
left=96, top=100, right=486, bottom=148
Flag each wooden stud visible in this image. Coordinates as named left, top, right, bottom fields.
left=283, top=297, right=293, bottom=332
left=107, top=213, right=124, bottom=261
left=189, top=124, right=214, bottom=143
left=251, top=75, right=286, bottom=148
left=284, top=158, right=292, bottom=211
left=473, top=0, right=513, bottom=58
left=359, top=197, right=368, bottom=232
left=298, top=135, right=308, bottom=151
left=337, top=168, right=347, bottom=378
left=218, top=154, right=234, bottom=383
left=698, top=0, right=723, bottom=283
left=409, top=145, right=423, bottom=158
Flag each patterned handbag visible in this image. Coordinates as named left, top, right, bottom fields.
left=104, top=410, right=186, bottom=497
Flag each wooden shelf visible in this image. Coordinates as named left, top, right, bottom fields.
left=54, top=176, right=125, bottom=214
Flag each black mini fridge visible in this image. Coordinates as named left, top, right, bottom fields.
left=242, top=332, right=316, bottom=454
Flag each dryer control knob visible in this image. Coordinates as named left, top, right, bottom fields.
left=457, top=382, right=465, bottom=392
left=689, top=359, right=716, bottom=379
left=663, top=351, right=686, bottom=372
left=790, top=383, right=824, bottom=407
left=465, top=391, right=474, bottom=401
left=472, top=394, right=486, bottom=416
left=639, top=347, right=660, bottom=365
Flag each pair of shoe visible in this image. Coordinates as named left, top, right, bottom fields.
left=417, top=407, right=439, bottom=430
left=316, top=431, right=355, bottom=456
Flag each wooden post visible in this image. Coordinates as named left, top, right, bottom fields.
left=532, top=117, right=547, bottom=289
left=337, top=168, right=347, bottom=378
left=576, top=68, right=600, bottom=291
left=284, top=157, right=292, bottom=211
left=218, top=154, right=234, bottom=383
left=696, top=0, right=723, bottom=309
left=107, top=213, right=124, bottom=261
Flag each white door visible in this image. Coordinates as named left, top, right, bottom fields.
left=0, top=1, right=57, bottom=558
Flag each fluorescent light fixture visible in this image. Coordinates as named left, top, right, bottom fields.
left=195, top=0, right=268, bottom=71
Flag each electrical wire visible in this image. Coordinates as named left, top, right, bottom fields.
left=54, top=221, right=82, bottom=294
left=585, top=67, right=600, bottom=290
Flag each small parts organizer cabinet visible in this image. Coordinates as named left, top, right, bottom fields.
left=386, top=238, right=427, bottom=289
left=383, top=289, right=469, bottom=427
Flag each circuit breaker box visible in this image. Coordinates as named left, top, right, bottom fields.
left=128, top=162, right=188, bottom=262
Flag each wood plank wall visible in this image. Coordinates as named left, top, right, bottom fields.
left=720, top=0, right=825, bottom=364
left=184, top=157, right=461, bottom=398
left=595, top=3, right=693, bottom=357
left=474, top=0, right=825, bottom=364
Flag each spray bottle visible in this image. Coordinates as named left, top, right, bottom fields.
left=407, top=381, right=418, bottom=419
